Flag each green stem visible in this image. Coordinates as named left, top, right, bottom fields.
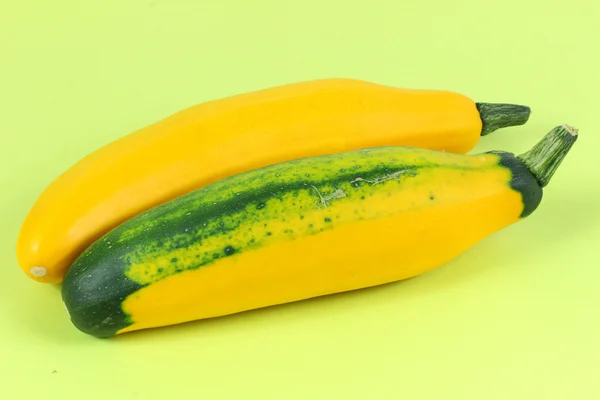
left=476, top=103, right=531, bottom=136
left=517, top=125, right=578, bottom=187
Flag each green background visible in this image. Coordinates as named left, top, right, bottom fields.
left=1, top=1, right=599, bottom=398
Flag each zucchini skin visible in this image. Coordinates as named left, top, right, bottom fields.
left=62, top=146, right=542, bottom=338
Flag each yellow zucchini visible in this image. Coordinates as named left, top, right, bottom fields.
left=61, top=124, right=575, bottom=337
left=17, top=78, right=530, bottom=284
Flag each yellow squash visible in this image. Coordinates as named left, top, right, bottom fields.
left=61, top=125, right=576, bottom=337
left=18, top=78, right=530, bottom=283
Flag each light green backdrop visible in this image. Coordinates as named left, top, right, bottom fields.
left=1, top=1, right=599, bottom=399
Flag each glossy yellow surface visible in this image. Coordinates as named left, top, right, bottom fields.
left=17, top=78, right=482, bottom=284
left=118, top=153, right=522, bottom=334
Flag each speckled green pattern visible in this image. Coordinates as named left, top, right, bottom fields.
left=102, top=148, right=446, bottom=282
left=121, top=168, right=424, bottom=285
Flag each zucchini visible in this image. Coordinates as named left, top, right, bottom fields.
left=18, top=78, right=530, bottom=284
left=62, top=125, right=575, bottom=338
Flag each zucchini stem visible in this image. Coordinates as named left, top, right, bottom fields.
left=476, top=103, right=531, bottom=136
left=517, top=125, right=578, bottom=187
